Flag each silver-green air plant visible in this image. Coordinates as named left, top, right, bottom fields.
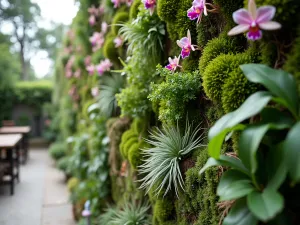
left=139, top=121, right=205, bottom=197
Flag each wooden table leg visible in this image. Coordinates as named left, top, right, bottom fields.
left=8, top=149, right=14, bottom=195
left=16, top=143, right=20, bottom=183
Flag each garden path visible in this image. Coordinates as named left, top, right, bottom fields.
left=0, top=148, right=75, bottom=225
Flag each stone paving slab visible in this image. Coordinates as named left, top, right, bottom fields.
left=0, top=149, right=75, bottom=225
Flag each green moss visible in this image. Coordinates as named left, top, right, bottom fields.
left=129, top=0, right=141, bottom=20
left=202, top=50, right=259, bottom=103
left=103, top=36, right=120, bottom=66
left=166, top=22, right=179, bottom=42
left=112, top=11, right=129, bottom=35
left=221, top=68, right=259, bottom=113
left=214, top=0, right=244, bottom=20
left=199, top=36, right=244, bottom=74
left=120, top=129, right=138, bottom=156
left=132, top=117, right=147, bottom=133
left=128, top=141, right=144, bottom=169
left=153, top=199, right=175, bottom=225
left=157, top=0, right=179, bottom=22
left=123, top=136, right=139, bottom=158
left=259, top=42, right=278, bottom=67
left=182, top=51, right=201, bottom=72
left=284, top=33, right=300, bottom=92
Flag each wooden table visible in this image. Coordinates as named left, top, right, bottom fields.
left=0, top=134, right=22, bottom=195
left=0, top=126, right=31, bottom=164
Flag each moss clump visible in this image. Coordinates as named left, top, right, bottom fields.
left=214, top=0, right=244, bottom=20
left=153, top=199, right=176, bottom=225
left=112, top=11, right=129, bottom=35
left=129, top=0, right=141, bottom=20
left=182, top=51, right=201, bottom=72
left=202, top=50, right=259, bottom=103
left=120, top=129, right=138, bottom=156
left=221, top=68, right=259, bottom=113
left=103, top=36, right=120, bottom=66
left=166, top=22, right=179, bottom=42
left=157, top=0, right=179, bottom=22
left=123, top=136, right=139, bottom=158
left=67, top=177, right=79, bottom=192
left=182, top=148, right=220, bottom=224
left=199, top=36, right=243, bottom=74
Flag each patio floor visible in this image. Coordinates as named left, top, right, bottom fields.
left=0, top=148, right=75, bottom=225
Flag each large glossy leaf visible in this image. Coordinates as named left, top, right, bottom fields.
left=208, top=91, right=272, bottom=158
left=217, top=170, right=255, bottom=201
left=283, top=122, right=300, bottom=182
left=223, top=198, right=258, bottom=225
left=266, top=144, right=287, bottom=191
left=209, top=91, right=272, bottom=139
left=208, top=124, right=245, bottom=159
left=247, top=188, right=284, bottom=222
left=239, top=122, right=291, bottom=175
left=241, top=64, right=299, bottom=118
left=199, top=155, right=249, bottom=175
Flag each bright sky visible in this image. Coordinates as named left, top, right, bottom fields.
left=31, top=0, right=78, bottom=78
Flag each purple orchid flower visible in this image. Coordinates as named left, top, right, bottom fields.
left=89, top=15, right=96, bottom=26
left=187, top=0, right=207, bottom=23
left=86, top=65, right=95, bottom=75
left=165, top=56, right=181, bottom=72
left=111, top=0, right=121, bottom=8
left=177, top=30, right=198, bottom=59
left=228, top=0, right=281, bottom=41
left=142, top=0, right=156, bottom=16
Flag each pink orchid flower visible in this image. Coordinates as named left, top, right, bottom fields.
left=98, top=6, right=104, bottom=15
left=114, top=37, right=123, bottom=48
left=101, top=22, right=108, bottom=34
left=91, top=87, right=99, bottom=97
left=85, top=56, right=92, bottom=66
left=165, top=55, right=181, bottom=72
left=74, top=69, right=81, bottom=78
left=111, top=0, right=121, bottom=8
left=65, top=70, right=73, bottom=78
left=142, top=0, right=156, bottom=16
left=126, top=0, right=133, bottom=6
left=177, top=30, right=198, bottom=59
left=187, top=0, right=207, bottom=23
left=89, top=15, right=96, bottom=26
left=96, top=59, right=113, bottom=76
left=86, top=65, right=95, bottom=75
left=89, top=32, right=103, bottom=46
left=228, top=0, right=281, bottom=41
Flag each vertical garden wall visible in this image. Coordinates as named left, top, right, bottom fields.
left=51, top=0, right=300, bottom=224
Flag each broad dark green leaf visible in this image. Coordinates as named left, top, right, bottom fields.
left=266, top=144, right=287, bottom=191
left=199, top=155, right=249, bottom=175
left=241, top=64, right=299, bottom=118
left=283, top=122, right=300, bottom=182
left=247, top=188, right=284, bottom=221
left=208, top=124, right=245, bottom=159
left=209, top=91, right=272, bottom=140
left=217, top=170, right=255, bottom=201
left=239, top=122, right=290, bottom=175
left=223, top=198, right=258, bottom=225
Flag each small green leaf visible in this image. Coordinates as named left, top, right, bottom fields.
left=199, top=155, right=249, bottom=175
left=217, top=170, right=255, bottom=201
left=208, top=91, right=272, bottom=150
left=247, top=188, right=284, bottom=222
left=241, top=64, right=299, bottom=118
left=283, top=122, right=300, bottom=183
left=223, top=198, right=258, bottom=225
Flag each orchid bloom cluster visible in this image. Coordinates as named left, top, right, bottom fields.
left=165, top=30, right=200, bottom=72
left=187, top=0, right=218, bottom=23
left=89, top=32, right=105, bottom=52
left=86, top=59, right=113, bottom=76
left=65, top=56, right=75, bottom=78
left=142, top=0, right=156, bottom=15
left=165, top=30, right=197, bottom=71
left=74, top=69, right=81, bottom=78
left=96, top=59, right=113, bottom=76
left=88, top=5, right=104, bottom=26
left=111, top=0, right=133, bottom=8
left=228, top=0, right=281, bottom=41
left=114, top=36, right=123, bottom=48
